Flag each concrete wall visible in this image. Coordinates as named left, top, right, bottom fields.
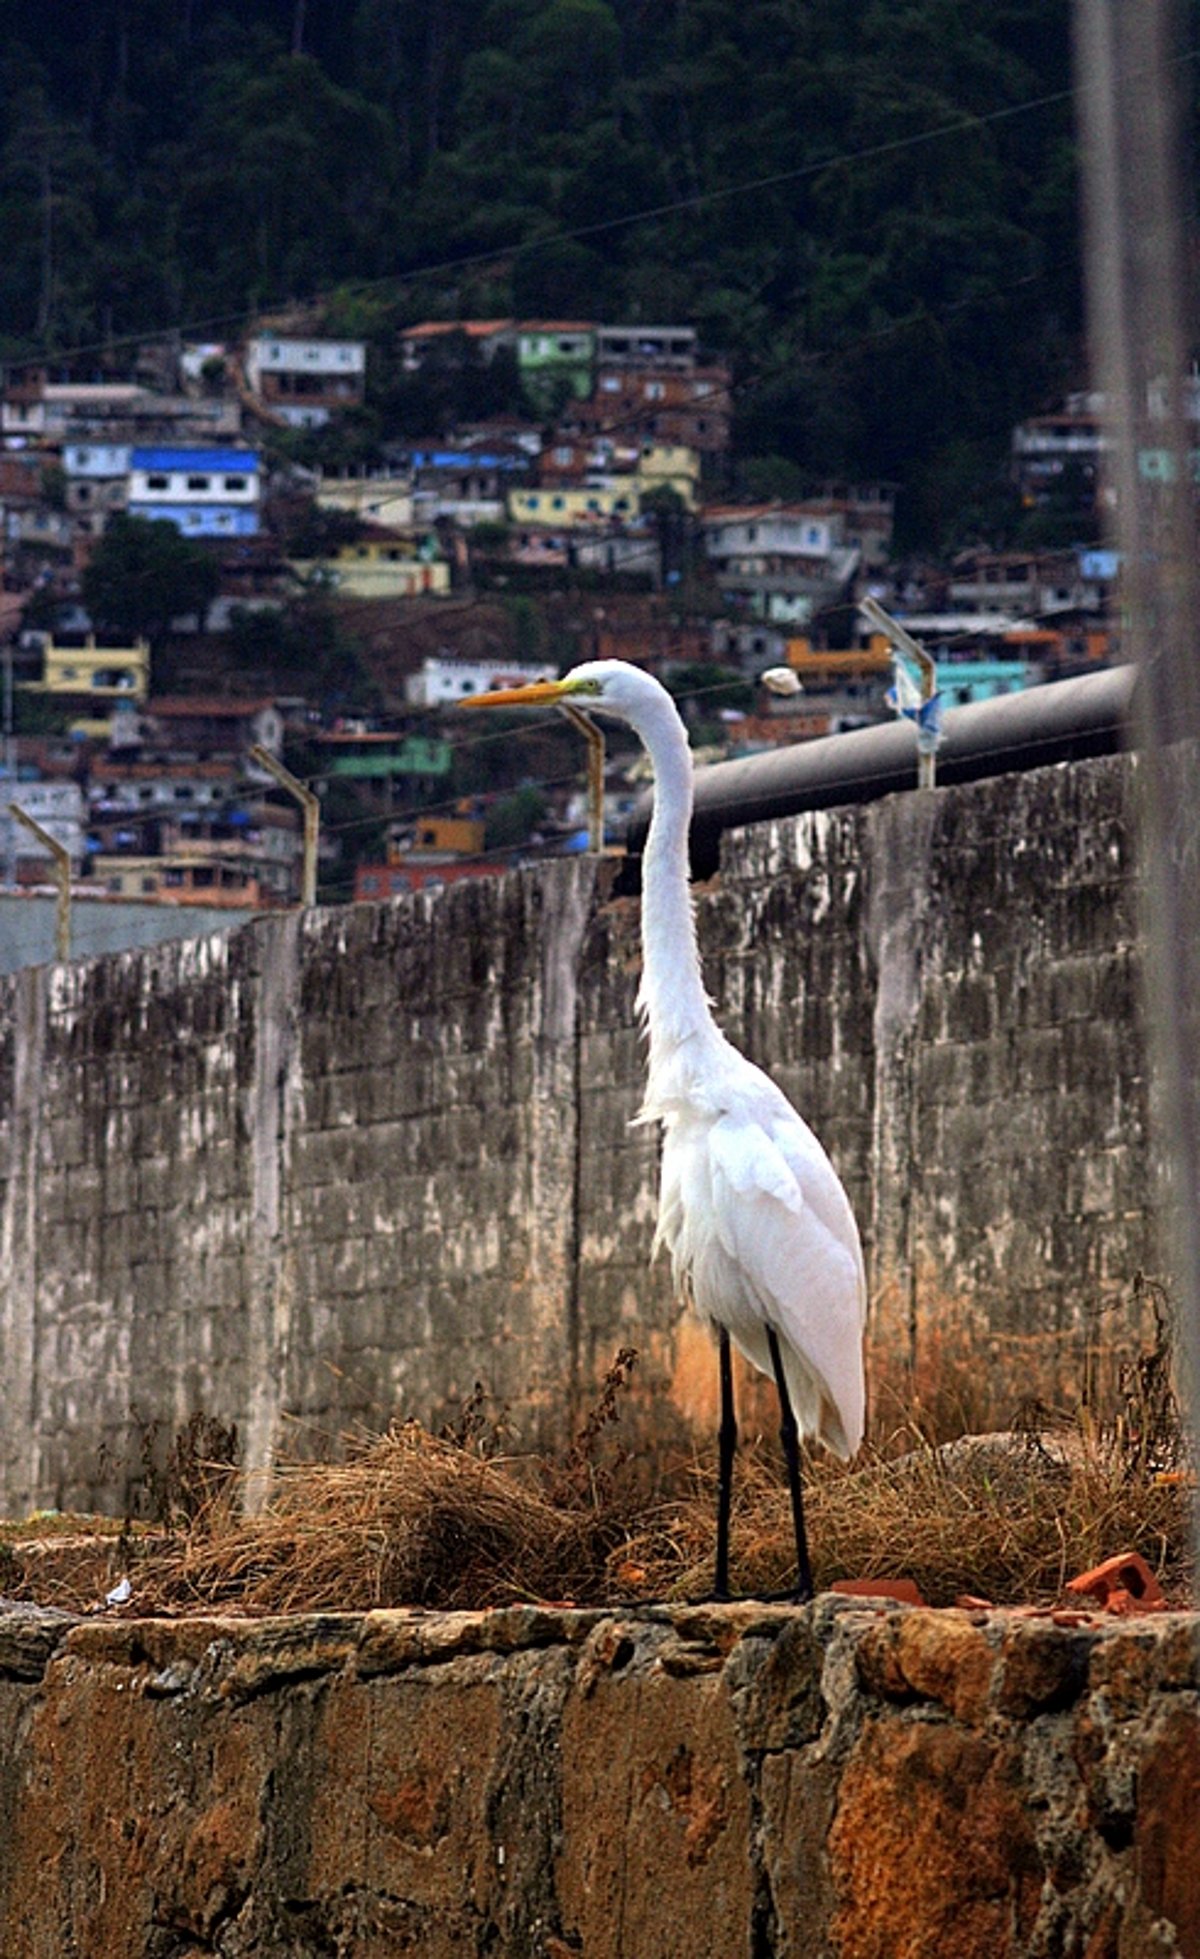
left=0, top=753, right=1159, bottom=1514
left=1, top=1596, right=1196, bottom=1957
left=0, top=893, right=245, bottom=977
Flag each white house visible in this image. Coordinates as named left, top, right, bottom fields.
left=63, top=442, right=132, bottom=534
left=702, top=504, right=862, bottom=626
left=0, top=779, right=85, bottom=881
left=243, top=336, right=366, bottom=428
left=404, top=655, right=559, bottom=708
left=703, top=505, right=838, bottom=568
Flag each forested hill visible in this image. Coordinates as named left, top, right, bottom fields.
left=1, top=0, right=1086, bottom=539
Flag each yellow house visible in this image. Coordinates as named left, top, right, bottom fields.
left=507, top=483, right=641, bottom=526
left=635, top=443, right=700, bottom=511
left=389, top=812, right=484, bottom=860
left=25, top=633, right=150, bottom=702
left=315, top=475, right=414, bottom=529
left=291, top=528, right=450, bottom=599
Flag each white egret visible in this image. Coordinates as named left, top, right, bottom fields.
left=462, top=661, right=866, bottom=1600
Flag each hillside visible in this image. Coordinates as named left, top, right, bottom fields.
left=0, top=0, right=1086, bottom=548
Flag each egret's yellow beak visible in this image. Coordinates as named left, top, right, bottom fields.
left=459, top=678, right=572, bottom=708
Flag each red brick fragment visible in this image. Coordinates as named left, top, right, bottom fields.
left=954, top=1595, right=994, bottom=1612
left=830, top=1577, right=925, bottom=1606
left=1066, top=1552, right=1165, bottom=1613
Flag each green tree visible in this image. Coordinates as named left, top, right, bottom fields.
left=82, top=515, right=220, bottom=648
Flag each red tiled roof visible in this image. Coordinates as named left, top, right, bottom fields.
left=92, top=759, right=237, bottom=781
left=400, top=320, right=514, bottom=341
left=147, top=697, right=277, bottom=717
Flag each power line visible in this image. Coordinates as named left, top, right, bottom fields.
left=6, top=47, right=1160, bottom=377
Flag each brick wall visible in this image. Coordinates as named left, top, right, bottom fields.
left=0, top=753, right=1158, bottom=1514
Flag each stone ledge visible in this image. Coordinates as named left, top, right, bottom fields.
left=0, top=1595, right=1196, bottom=1956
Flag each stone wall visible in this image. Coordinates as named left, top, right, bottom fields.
left=0, top=1595, right=1196, bottom=1956
left=0, top=753, right=1159, bottom=1514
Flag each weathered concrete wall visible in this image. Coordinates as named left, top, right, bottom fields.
left=0, top=1595, right=1196, bottom=1957
left=0, top=753, right=1158, bottom=1513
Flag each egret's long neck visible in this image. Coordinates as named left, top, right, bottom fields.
left=633, top=692, right=714, bottom=1054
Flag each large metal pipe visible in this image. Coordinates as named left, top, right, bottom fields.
left=623, top=664, right=1139, bottom=880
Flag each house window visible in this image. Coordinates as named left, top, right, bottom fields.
left=141, top=876, right=156, bottom=894
left=147, top=474, right=169, bottom=490
left=224, top=475, right=247, bottom=492
left=192, top=866, right=215, bottom=888
left=187, top=475, right=210, bottom=491
left=175, top=787, right=194, bottom=800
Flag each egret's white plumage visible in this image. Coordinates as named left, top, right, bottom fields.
left=594, top=659, right=866, bottom=1461
left=463, top=658, right=867, bottom=1592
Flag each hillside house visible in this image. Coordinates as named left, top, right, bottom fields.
left=1, top=377, right=239, bottom=449
left=63, top=443, right=131, bottom=534
left=397, top=442, right=529, bottom=524
left=0, top=779, right=85, bottom=883
left=398, top=321, right=518, bottom=373
left=128, top=447, right=260, bottom=537
left=143, top=697, right=283, bottom=763
left=572, top=364, right=732, bottom=457
left=314, top=473, right=415, bottom=529
left=2, top=382, right=147, bottom=444
left=794, top=481, right=896, bottom=570
left=1012, top=399, right=1106, bottom=510
left=19, top=632, right=150, bottom=740
left=593, top=325, right=698, bottom=370
left=292, top=524, right=450, bottom=600
left=946, top=549, right=1104, bottom=616
left=243, top=335, right=366, bottom=428
left=404, top=655, right=558, bottom=707
left=508, top=483, right=641, bottom=526
left=703, top=504, right=862, bottom=624
left=516, top=324, right=595, bottom=414
left=90, top=849, right=266, bottom=906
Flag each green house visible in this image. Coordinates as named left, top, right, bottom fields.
left=517, top=322, right=595, bottom=414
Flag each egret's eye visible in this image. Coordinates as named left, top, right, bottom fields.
left=573, top=679, right=604, bottom=697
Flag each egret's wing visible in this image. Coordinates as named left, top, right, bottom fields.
left=704, top=1108, right=866, bottom=1457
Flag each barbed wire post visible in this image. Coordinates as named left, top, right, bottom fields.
left=8, top=803, right=71, bottom=961
left=250, top=746, right=320, bottom=906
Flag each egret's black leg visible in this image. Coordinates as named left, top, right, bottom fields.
left=767, top=1327, right=814, bottom=1603
left=714, top=1327, right=736, bottom=1600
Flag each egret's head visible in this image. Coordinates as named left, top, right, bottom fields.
left=459, top=659, right=663, bottom=725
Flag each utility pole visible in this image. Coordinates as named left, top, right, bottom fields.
left=1074, top=0, right=1200, bottom=1559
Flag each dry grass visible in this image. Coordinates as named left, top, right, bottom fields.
left=3, top=1315, right=1194, bottom=1618
left=22, top=1419, right=1190, bottom=1621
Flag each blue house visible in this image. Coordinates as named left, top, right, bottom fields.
left=127, top=448, right=261, bottom=537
